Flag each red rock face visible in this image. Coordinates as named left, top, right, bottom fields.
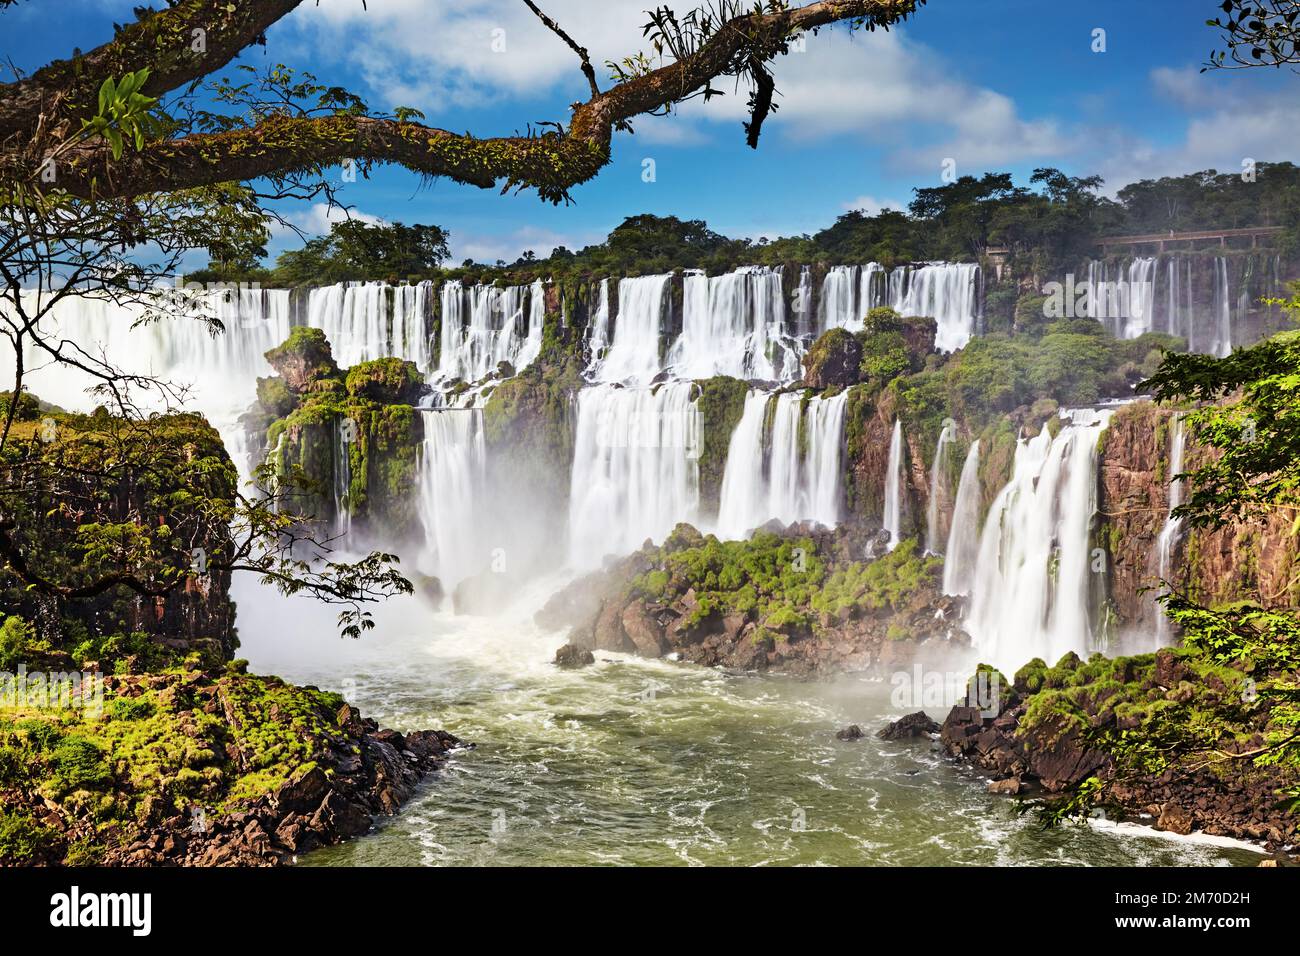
left=1098, top=400, right=1298, bottom=630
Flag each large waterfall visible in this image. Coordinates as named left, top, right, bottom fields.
left=415, top=409, right=487, bottom=589
left=1082, top=253, right=1281, bottom=356
left=588, top=275, right=670, bottom=386
left=818, top=262, right=980, bottom=351
left=965, top=409, right=1112, bottom=673
left=666, top=267, right=802, bottom=382
left=882, top=420, right=904, bottom=551
left=942, top=439, right=981, bottom=596
left=1154, top=413, right=1187, bottom=645
left=715, top=389, right=849, bottom=538
left=437, top=279, right=544, bottom=388
left=567, top=382, right=701, bottom=568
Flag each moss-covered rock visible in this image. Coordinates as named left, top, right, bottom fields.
left=344, top=357, right=425, bottom=406
left=265, top=327, right=342, bottom=395
left=802, top=327, right=863, bottom=389
left=693, top=376, right=749, bottom=514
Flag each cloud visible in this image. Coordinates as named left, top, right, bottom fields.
left=292, top=0, right=653, bottom=111
left=451, top=224, right=599, bottom=264
left=270, top=202, right=386, bottom=240
left=842, top=195, right=905, bottom=216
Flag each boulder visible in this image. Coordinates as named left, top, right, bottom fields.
left=555, top=643, right=596, bottom=669
left=836, top=724, right=865, bottom=741
left=877, top=711, right=940, bottom=740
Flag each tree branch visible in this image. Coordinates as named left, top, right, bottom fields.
left=0, top=0, right=306, bottom=140
left=523, top=0, right=600, bottom=99
left=43, top=0, right=919, bottom=204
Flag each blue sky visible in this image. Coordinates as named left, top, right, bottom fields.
left=6, top=0, right=1299, bottom=265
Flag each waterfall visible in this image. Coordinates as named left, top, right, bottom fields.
left=437, top=279, right=543, bottom=386
left=391, top=281, right=432, bottom=371
left=715, top=391, right=770, bottom=538
left=818, top=265, right=860, bottom=331
left=1123, top=258, right=1158, bottom=339
left=415, top=409, right=487, bottom=589
left=819, top=262, right=979, bottom=349
left=588, top=275, right=670, bottom=386
left=894, top=263, right=980, bottom=351
left=567, top=382, right=701, bottom=567
left=1154, top=413, right=1187, bottom=645
left=3, top=287, right=291, bottom=478
left=882, top=420, right=904, bottom=551
left=1212, top=257, right=1233, bottom=357
left=793, top=266, right=813, bottom=338
left=965, top=408, right=1113, bottom=673
left=333, top=416, right=353, bottom=538
left=585, top=278, right=612, bottom=374
left=925, top=420, right=955, bottom=554
left=306, top=282, right=390, bottom=367
left=666, top=267, right=801, bottom=382
left=715, top=390, right=848, bottom=539
left=942, top=439, right=981, bottom=596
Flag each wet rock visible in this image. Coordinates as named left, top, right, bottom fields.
left=1156, top=803, right=1194, bottom=835
left=555, top=643, right=596, bottom=669
left=836, top=724, right=865, bottom=741
left=987, top=776, right=1024, bottom=795
left=877, top=711, right=940, bottom=740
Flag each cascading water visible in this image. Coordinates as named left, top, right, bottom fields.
left=925, top=420, right=955, bottom=554
left=1212, top=257, right=1233, bottom=358
left=818, top=262, right=979, bottom=351
left=894, top=263, right=980, bottom=351
left=584, top=278, right=612, bottom=374
left=415, top=409, right=487, bottom=590
left=437, top=279, right=543, bottom=388
left=587, top=275, right=670, bottom=386
left=965, top=408, right=1113, bottom=673
left=715, top=390, right=848, bottom=538
left=3, top=287, right=291, bottom=479
left=307, top=282, right=390, bottom=367
left=792, top=266, right=813, bottom=338
left=882, top=420, right=904, bottom=551
left=333, top=415, right=353, bottom=538
left=666, top=267, right=801, bottom=382
left=942, top=439, right=981, bottom=596
left=567, top=382, right=701, bottom=567
left=1154, top=413, right=1187, bottom=645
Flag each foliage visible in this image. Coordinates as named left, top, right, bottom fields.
left=267, top=220, right=450, bottom=287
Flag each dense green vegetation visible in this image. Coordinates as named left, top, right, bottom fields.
left=629, top=529, right=941, bottom=644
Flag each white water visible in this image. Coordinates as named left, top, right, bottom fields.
left=415, top=409, right=487, bottom=590
left=584, top=278, right=612, bottom=375
left=882, top=420, right=904, bottom=551
left=3, top=287, right=291, bottom=478
left=942, top=439, right=982, bottom=596
left=925, top=420, right=956, bottom=554
left=333, top=416, right=353, bottom=538
left=588, top=275, right=670, bottom=386
left=819, top=262, right=979, bottom=351
left=1211, top=257, right=1233, bottom=358
left=715, top=390, right=848, bottom=539
left=965, top=409, right=1112, bottom=673
left=567, top=382, right=701, bottom=568
left=1154, top=413, right=1187, bottom=645
left=666, top=267, right=801, bottom=383
left=437, top=279, right=544, bottom=388
left=894, top=263, right=980, bottom=351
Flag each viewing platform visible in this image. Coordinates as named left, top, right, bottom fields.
left=1099, top=225, right=1285, bottom=254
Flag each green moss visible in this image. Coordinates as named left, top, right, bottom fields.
left=694, top=376, right=750, bottom=512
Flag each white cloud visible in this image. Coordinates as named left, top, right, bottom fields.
left=270, top=202, right=386, bottom=240
left=842, top=195, right=905, bottom=216
left=451, top=224, right=599, bottom=264
left=287, top=3, right=1062, bottom=170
